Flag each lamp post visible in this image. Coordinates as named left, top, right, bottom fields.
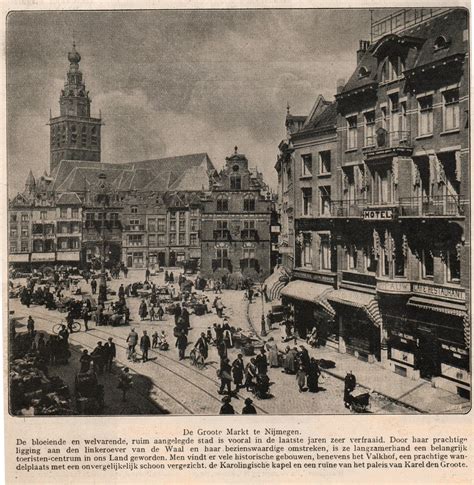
left=260, top=281, right=267, bottom=337
left=97, top=173, right=108, bottom=305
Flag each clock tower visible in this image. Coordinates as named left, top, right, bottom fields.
left=49, top=43, right=102, bottom=172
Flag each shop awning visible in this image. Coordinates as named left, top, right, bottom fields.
left=281, top=280, right=335, bottom=317
left=407, top=296, right=467, bottom=318
left=327, top=289, right=382, bottom=327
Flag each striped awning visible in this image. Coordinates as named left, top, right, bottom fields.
left=281, top=280, right=335, bottom=317
left=327, top=289, right=382, bottom=327
left=407, top=296, right=467, bottom=318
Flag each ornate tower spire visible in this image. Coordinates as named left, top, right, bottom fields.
left=49, top=43, right=102, bottom=173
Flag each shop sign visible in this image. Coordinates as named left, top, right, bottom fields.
left=57, top=251, right=80, bottom=261
left=440, top=363, right=469, bottom=384
left=363, top=208, right=395, bottom=220
left=377, top=279, right=411, bottom=294
left=412, top=282, right=465, bottom=301
left=292, top=269, right=335, bottom=285
left=31, top=252, right=55, bottom=262
left=9, top=254, right=30, bottom=262
left=391, top=348, right=415, bottom=366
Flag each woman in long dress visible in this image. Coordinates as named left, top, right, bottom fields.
left=307, top=358, right=321, bottom=393
left=265, top=337, right=280, bottom=368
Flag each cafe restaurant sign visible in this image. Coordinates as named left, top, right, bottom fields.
left=363, top=208, right=395, bottom=220
left=412, top=282, right=465, bottom=302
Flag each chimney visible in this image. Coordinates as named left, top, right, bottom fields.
left=357, top=40, right=370, bottom=63
left=336, top=78, right=345, bottom=95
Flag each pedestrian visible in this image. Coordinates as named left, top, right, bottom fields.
left=217, top=339, right=227, bottom=361
left=296, top=365, right=307, bottom=392
left=123, top=266, right=128, bottom=279
left=245, top=358, right=257, bottom=391
left=152, top=331, right=159, bottom=349
left=26, top=315, right=35, bottom=337
left=91, top=278, right=97, bottom=295
left=156, top=304, right=164, bottom=321
left=298, top=345, right=310, bottom=371
left=79, top=349, right=92, bottom=373
left=181, top=307, right=190, bottom=329
left=344, top=371, right=356, bottom=408
left=118, top=284, right=125, bottom=299
left=242, top=397, right=257, bottom=414
left=164, top=270, right=169, bottom=283
left=91, top=341, right=105, bottom=374
left=104, top=337, right=116, bottom=372
left=231, top=354, right=244, bottom=390
left=139, top=299, right=148, bottom=321
left=175, top=330, right=188, bottom=360
left=58, top=324, right=69, bottom=347
left=218, top=358, right=233, bottom=395
left=149, top=305, right=156, bottom=322
left=255, top=347, right=268, bottom=375
left=214, top=323, right=224, bottom=343
left=219, top=395, right=235, bottom=414
left=265, top=337, right=279, bottom=368
left=145, top=267, right=150, bottom=282
left=82, top=306, right=90, bottom=331
left=118, top=367, right=132, bottom=402
left=194, top=332, right=209, bottom=360
left=140, top=331, right=151, bottom=362
left=124, top=305, right=130, bottom=325
left=215, top=298, right=224, bottom=318
left=283, top=346, right=297, bottom=374
left=169, top=272, right=174, bottom=283
left=266, top=310, right=273, bottom=331
left=307, top=358, right=321, bottom=393
left=126, top=328, right=138, bottom=360
left=159, top=331, right=169, bottom=350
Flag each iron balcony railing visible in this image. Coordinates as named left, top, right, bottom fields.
left=213, top=229, right=232, bottom=241
left=329, top=199, right=366, bottom=217
left=399, top=195, right=464, bottom=217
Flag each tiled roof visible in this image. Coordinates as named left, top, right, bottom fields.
left=56, top=192, right=82, bottom=205
left=294, top=101, right=337, bottom=135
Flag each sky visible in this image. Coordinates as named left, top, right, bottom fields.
left=6, top=8, right=390, bottom=195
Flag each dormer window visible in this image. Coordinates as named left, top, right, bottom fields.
left=358, top=66, right=369, bottom=78
left=381, top=56, right=405, bottom=82
left=434, top=35, right=450, bottom=51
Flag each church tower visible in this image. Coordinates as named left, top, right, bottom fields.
left=49, top=43, right=102, bottom=173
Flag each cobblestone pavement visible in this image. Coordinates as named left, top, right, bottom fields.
left=9, top=268, right=416, bottom=415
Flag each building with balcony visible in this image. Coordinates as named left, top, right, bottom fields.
left=277, top=8, right=470, bottom=398
left=200, top=147, right=275, bottom=280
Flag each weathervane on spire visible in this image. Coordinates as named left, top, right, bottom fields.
left=286, top=101, right=290, bottom=115
left=234, top=146, right=238, bottom=154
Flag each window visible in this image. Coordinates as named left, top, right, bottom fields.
left=400, top=101, right=407, bottom=138
left=418, top=95, right=433, bottom=136
left=216, top=220, right=228, bottom=230
left=40, top=211, right=47, bottom=220
left=190, top=218, right=199, bottom=232
left=10, top=214, right=17, bottom=223
left=243, top=220, right=255, bottom=229
left=179, top=234, right=186, bottom=245
left=148, top=219, right=156, bottom=232
left=381, top=106, right=388, bottom=131
left=230, top=175, right=241, bottom=190
left=157, top=234, right=166, bottom=245
left=60, top=207, right=68, bottom=218
left=71, top=222, right=80, bottom=233
left=21, top=213, right=29, bottom=222
left=178, top=212, right=186, bottom=231
left=434, top=35, right=449, bottom=50
left=301, top=154, right=312, bottom=176
left=445, top=249, right=460, bottom=283
left=71, top=239, right=80, bottom=249
left=91, top=126, right=98, bottom=145
left=242, top=247, right=256, bottom=260
left=148, top=234, right=157, bottom=246
left=81, top=126, right=87, bottom=145
left=190, top=233, right=198, bottom=246
left=58, top=239, right=68, bottom=250
left=319, top=186, right=331, bottom=216
left=71, top=208, right=79, bottom=218
left=10, top=227, right=17, bottom=238
left=301, top=188, right=312, bottom=217
left=364, top=111, right=375, bottom=146
left=302, top=233, right=312, bottom=268
left=389, top=93, right=400, bottom=142
left=319, top=151, right=331, bottom=174
left=169, top=215, right=176, bottom=232
left=394, top=236, right=406, bottom=277
left=216, top=248, right=228, bottom=268
left=21, top=241, right=29, bottom=252
left=217, top=195, right=229, bottom=212
left=169, top=233, right=176, bottom=245
left=243, top=195, right=256, bottom=212
left=422, top=249, right=434, bottom=279
left=382, top=56, right=404, bottom=82
left=359, top=66, right=369, bottom=78
left=131, top=206, right=138, bottom=214
left=347, top=244, right=357, bottom=270
left=347, top=115, right=358, bottom=149
left=443, top=88, right=460, bottom=131
left=157, top=217, right=166, bottom=232
left=365, top=246, right=377, bottom=273
left=319, top=234, right=331, bottom=270
left=21, top=227, right=29, bottom=237
left=10, top=242, right=17, bottom=253
left=129, top=234, right=143, bottom=246
left=373, top=166, right=393, bottom=204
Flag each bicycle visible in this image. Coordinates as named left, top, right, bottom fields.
left=53, top=321, right=81, bottom=335
left=190, top=347, right=206, bottom=370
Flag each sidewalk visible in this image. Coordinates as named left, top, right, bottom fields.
left=247, top=296, right=470, bottom=414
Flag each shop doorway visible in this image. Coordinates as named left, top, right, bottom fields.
left=127, top=255, right=133, bottom=267
left=417, top=329, right=438, bottom=379
left=169, top=251, right=176, bottom=267
left=158, top=252, right=166, bottom=266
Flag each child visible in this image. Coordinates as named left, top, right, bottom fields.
left=152, top=331, right=158, bottom=349
left=296, top=365, right=306, bottom=392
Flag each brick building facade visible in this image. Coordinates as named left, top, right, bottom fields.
left=277, top=8, right=470, bottom=398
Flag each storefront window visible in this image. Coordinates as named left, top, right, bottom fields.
left=445, top=249, right=460, bottom=283
left=302, top=233, right=312, bottom=268
left=422, top=249, right=434, bottom=279
left=319, top=234, right=331, bottom=270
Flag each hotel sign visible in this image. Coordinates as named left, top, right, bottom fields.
left=412, top=282, right=465, bottom=302
left=363, top=208, right=395, bottom=220
left=31, top=252, right=55, bottom=262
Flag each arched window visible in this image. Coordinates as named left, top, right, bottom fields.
left=243, top=194, right=256, bottom=212
left=358, top=66, right=369, bottom=78
left=216, top=194, right=229, bottom=211
left=230, top=174, right=241, bottom=190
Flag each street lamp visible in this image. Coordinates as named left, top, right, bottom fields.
left=97, top=173, right=108, bottom=305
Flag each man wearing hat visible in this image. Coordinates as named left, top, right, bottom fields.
left=242, top=398, right=257, bottom=414
left=219, top=395, right=235, bottom=414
